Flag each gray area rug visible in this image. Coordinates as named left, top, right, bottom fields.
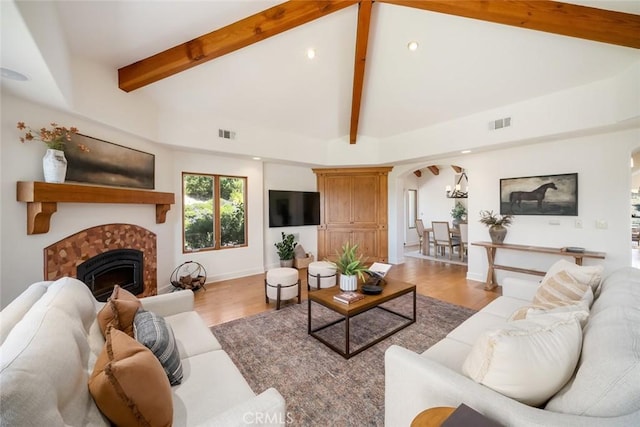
left=210, top=293, right=475, bottom=426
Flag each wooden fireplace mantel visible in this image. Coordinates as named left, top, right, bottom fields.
left=16, top=181, right=175, bottom=235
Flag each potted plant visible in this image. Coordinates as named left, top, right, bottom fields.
left=479, top=210, right=514, bottom=244
left=17, top=121, right=89, bottom=183
left=274, top=232, right=297, bottom=267
left=331, top=242, right=370, bottom=291
left=450, top=202, right=467, bottom=229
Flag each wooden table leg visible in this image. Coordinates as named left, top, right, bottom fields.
left=484, top=247, right=497, bottom=291
left=423, top=230, right=430, bottom=256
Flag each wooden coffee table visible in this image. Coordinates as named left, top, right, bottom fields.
left=307, top=279, right=416, bottom=359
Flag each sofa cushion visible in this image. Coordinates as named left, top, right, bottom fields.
left=462, top=314, right=582, bottom=406
left=89, top=327, right=173, bottom=427
left=446, top=312, right=506, bottom=346
left=478, top=296, right=530, bottom=318
left=171, top=350, right=257, bottom=425
left=134, top=310, right=183, bottom=385
left=164, top=311, right=222, bottom=358
left=545, top=304, right=640, bottom=416
left=97, top=285, right=141, bottom=337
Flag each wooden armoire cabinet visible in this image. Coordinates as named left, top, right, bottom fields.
left=313, top=167, right=392, bottom=263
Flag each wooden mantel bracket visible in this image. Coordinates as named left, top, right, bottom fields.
left=17, top=181, right=175, bottom=235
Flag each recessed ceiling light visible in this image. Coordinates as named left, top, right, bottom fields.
left=306, top=48, right=316, bottom=59
left=407, top=41, right=419, bottom=51
left=252, top=157, right=261, bottom=161
left=1, top=67, right=28, bottom=81
left=461, top=150, right=472, bottom=154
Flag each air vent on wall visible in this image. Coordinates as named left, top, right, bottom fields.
left=489, top=117, right=511, bottom=130
left=218, top=129, right=236, bottom=139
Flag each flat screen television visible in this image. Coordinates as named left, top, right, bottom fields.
left=269, top=190, right=320, bottom=227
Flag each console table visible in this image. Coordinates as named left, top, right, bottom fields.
left=472, top=241, right=605, bottom=290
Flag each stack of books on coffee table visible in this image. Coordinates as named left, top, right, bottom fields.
left=333, top=291, right=365, bottom=304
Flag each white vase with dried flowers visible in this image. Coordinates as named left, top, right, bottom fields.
left=42, top=149, right=67, bottom=183
left=17, top=122, right=88, bottom=183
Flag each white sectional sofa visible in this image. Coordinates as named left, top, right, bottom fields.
left=0, top=277, right=286, bottom=426
left=385, top=265, right=640, bottom=426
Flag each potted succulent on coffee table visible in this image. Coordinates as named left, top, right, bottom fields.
left=275, top=232, right=297, bottom=267
left=479, top=210, right=513, bottom=244
left=331, top=243, right=370, bottom=291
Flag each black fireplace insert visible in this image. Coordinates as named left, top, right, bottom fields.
left=76, top=249, right=144, bottom=302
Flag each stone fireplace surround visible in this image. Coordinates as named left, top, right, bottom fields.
left=44, top=223, right=157, bottom=297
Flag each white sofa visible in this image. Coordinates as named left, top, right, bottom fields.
left=0, top=277, right=286, bottom=426
left=385, top=266, right=640, bottom=426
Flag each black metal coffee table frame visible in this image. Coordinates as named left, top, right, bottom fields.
left=307, top=281, right=416, bottom=359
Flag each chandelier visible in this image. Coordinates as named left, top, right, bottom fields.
left=446, top=172, right=468, bottom=199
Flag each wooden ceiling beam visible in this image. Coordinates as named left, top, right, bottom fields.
left=427, top=166, right=440, bottom=175
left=350, top=0, right=373, bottom=144
left=452, top=165, right=463, bottom=173
left=118, top=0, right=358, bottom=92
left=378, top=0, right=640, bottom=49
left=413, top=170, right=422, bottom=177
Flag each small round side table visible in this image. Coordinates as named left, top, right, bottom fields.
left=410, top=407, right=455, bottom=427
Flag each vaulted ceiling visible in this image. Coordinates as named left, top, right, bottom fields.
left=3, top=1, right=640, bottom=149
left=115, top=0, right=640, bottom=144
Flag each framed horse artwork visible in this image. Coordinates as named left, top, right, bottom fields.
left=500, top=173, right=578, bottom=216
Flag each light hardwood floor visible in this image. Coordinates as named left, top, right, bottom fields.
left=194, top=255, right=501, bottom=327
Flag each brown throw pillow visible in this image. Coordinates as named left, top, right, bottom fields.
left=88, top=327, right=173, bottom=427
left=97, top=285, right=141, bottom=337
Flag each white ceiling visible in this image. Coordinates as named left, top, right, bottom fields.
left=2, top=0, right=640, bottom=144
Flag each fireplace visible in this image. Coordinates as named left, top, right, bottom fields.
left=44, top=223, right=158, bottom=298
left=77, top=249, right=144, bottom=302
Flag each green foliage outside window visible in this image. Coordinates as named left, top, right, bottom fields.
left=185, top=175, right=214, bottom=201
left=220, top=177, right=245, bottom=246
left=183, top=173, right=246, bottom=252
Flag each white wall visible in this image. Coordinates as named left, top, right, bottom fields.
left=263, top=163, right=318, bottom=269
left=0, top=96, right=323, bottom=307
left=1, top=94, right=175, bottom=307
left=390, top=128, right=640, bottom=284
left=168, top=151, right=266, bottom=292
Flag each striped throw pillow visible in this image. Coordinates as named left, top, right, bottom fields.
left=534, top=270, right=593, bottom=307
left=133, top=310, right=183, bottom=385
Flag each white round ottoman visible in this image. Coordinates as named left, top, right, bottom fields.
left=265, top=267, right=300, bottom=310
left=307, top=261, right=337, bottom=290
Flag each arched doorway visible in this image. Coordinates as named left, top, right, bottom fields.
left=402, top=164, right=468, bottom=264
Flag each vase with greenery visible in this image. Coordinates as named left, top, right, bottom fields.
left=274, top=232, right=297, bottom=267
left=479, top=210, right=513, bottom=244
left=17, top=121, right=89, bottom=183
left=331, top=242, right=369, bottom=291
left=450, top=202, right=467, bottom=229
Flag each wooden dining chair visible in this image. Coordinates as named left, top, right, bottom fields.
left=431, top=221, right=460, bottom=260
left=415, top=219, right=425, bottom=254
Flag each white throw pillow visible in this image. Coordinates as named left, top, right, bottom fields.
left=518, top=301, right=590, bottom=327
left=509, top=297, right=592, bottom=327
left=462, top=315, right=583, bottom=406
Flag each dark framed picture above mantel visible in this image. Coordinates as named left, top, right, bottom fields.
left=500, top=173, right=577, bottom=216
left=66, top=134, right=155, bottom=189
